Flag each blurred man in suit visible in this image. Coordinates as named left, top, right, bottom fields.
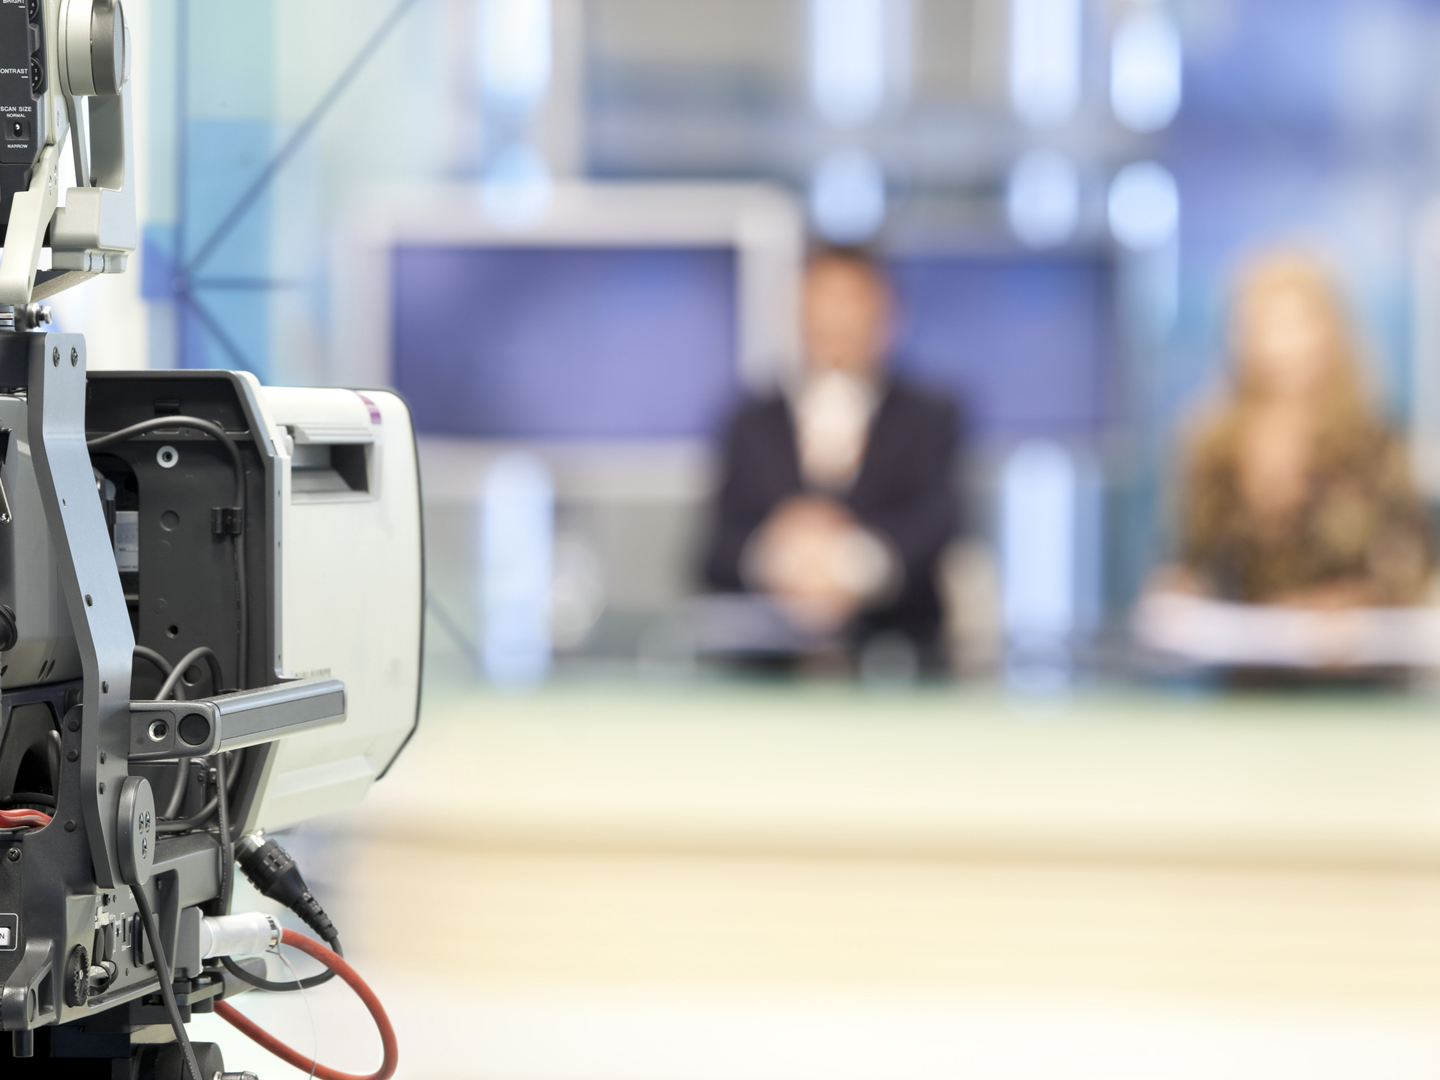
left=704, top=246, right=960, bottom=672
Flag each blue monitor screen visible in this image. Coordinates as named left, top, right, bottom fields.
left=888, top=254, right=1114, bottom=438
left=392, top=245, right=741, bottom=439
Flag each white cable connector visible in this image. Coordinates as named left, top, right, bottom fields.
left=199, top=913, right=281, bottom=960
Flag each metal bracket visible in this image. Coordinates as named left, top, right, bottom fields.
left=210, top=506, right=243, bottom=536
left=0, top=143, right=64, bottom=308
left=128, top=678, right=347, bottom=763
left=0, top=939, right=55, bottom=1032
left=26, top=333, right=133, bottom=888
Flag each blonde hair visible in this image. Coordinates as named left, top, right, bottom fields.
left=1194, top=250, right=1378, bottom=470
left=1231, top=252, right=1374, bottom=440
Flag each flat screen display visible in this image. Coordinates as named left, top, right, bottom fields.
left=391, top=245, right=741, bottom=439
left=889, top=254, right=1115, bottom=437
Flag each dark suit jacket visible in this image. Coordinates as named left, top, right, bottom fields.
left=704, top=377, right=960, bottom=648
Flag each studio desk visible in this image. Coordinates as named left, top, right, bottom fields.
left=342, top=685, right=1440, bottom=1010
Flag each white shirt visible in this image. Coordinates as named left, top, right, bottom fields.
left=792, top=370, right=879, bottom=492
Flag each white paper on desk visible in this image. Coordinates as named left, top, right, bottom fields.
left=1133, top=592, right=1440, bottom=669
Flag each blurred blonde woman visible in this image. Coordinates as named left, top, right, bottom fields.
left=1170, top=251, right=1432, bottom=608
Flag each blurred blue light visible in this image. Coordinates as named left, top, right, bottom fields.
left=1107, top=161, right=1179, bottom=251
left=1001, top=440, right=1076, bottom=683
left=1010, top=0, right=1082, bottom=127
left=479, top=0, right=552, bottom=112
left=809, top=149, right=887, bottom=243
left=482, top=144, right=553, bottom=230
left=480, top=452, right=554, bottom=685
left=1110, top=10, right=1182, bottom=134
left=1007, top=149, right=1081, bottom=248
left=810, top=0, right=887, bottom=127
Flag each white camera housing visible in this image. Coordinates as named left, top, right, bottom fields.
left=248, top=383, right=424, bottom=830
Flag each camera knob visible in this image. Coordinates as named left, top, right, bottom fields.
left=59, top=0, right=128, bottom=99
left=64, top=945, right=90, bottom=1008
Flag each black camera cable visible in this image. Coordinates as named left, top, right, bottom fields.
left=132, top=883, right=205, bottom=1080
left=140, top=645, right=226, bottom=823
left=215, top=752, right=233, bottom=917
left=134, top=647, right=191, bottom=817
left=156, top=645, right=226, bottom=703
left=221, top=827, right=344, bottom=993
left=133, top=645, right=174, bottom=684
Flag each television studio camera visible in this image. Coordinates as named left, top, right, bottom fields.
left=0, top=3, right=422, bottom=1077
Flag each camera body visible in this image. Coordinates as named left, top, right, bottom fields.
left=0, top=332, right=422, bottom=1049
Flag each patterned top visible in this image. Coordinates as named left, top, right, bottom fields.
left=1179, top=417, right=1433, bottom=605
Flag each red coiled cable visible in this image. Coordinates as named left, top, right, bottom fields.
left=214, top=928, right=399, bottom=1080
left=0, top=809, right=51, bottom=829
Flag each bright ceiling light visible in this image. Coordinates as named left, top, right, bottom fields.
left=1110, top=9, right=1183, bottom=133
left=810, top=0, right=888, bottom=127
left=1010, top=0, right=1083, bottom=127
left=1107, top=161, right=1179, bottom=250
left=479, top=0, right=552, bottom=112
